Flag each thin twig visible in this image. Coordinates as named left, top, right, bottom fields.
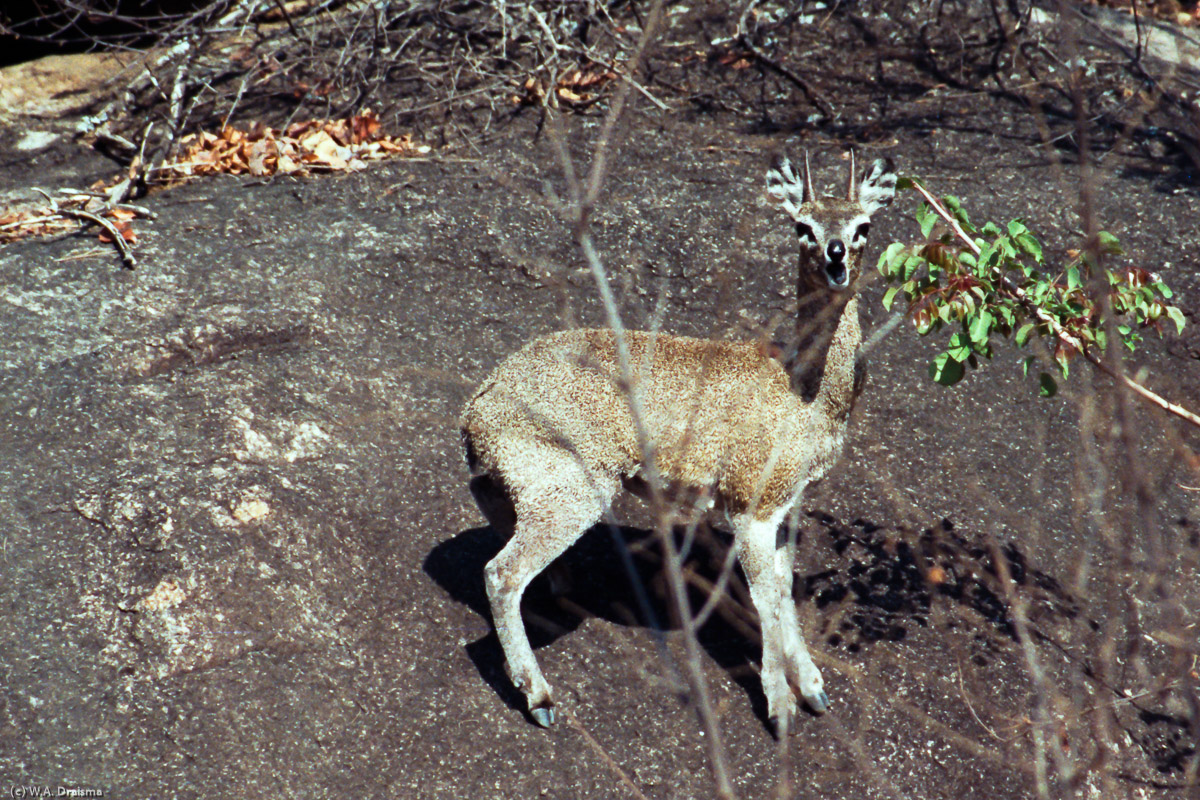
left=550, top=1, right=738, bottom=796
left=861, top=311, right=905, bottom=356
left=60, top=209, right=137, bottom=269
left=0, top=215, right=62, bottom=231
left=956, top=659, right=1006, bottom=742
left=271, top=0, right=305, bottom=42
left=579, top=2, right=666, bottom=218
left=563, top=709, right=653, bottom=800
left=609, top=62, right=670, bottom=111
left=53, top=189, right=158, bottom=220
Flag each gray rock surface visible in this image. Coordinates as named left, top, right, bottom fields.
left=1, top=104, right=1198, bottom=798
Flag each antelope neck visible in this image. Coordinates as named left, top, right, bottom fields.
left=786, top=290, right=861, bottom=418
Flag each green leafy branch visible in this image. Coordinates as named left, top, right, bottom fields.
left=878, top=178, right=1199, bottom=429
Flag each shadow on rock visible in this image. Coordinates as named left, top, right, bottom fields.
left=1131, top=708, right=1198, bottom=775
left=423, top=517, right=771, bottom=724
left=426, top=507, right=1093, bottom=730
left=422, top=521, right=663, bottom=715
left=801, top=512, right=1083, bottom=657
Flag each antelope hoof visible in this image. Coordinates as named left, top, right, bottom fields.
left=530, top=705, right=557, bottom=727
left=804, top=688, right=830, bottom=715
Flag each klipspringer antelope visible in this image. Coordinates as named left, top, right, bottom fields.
left=460, top=152, right=897, bottom=729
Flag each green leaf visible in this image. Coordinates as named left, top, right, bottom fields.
left=1021, top=356, right=1035, bottom=377
left=1167, top=305, right=1187, bottom=334
left=1015, top=322, right=1036, bottom=346
left=1097, top=230, right=1123, bottom=255
left=930, top=352, right=966, bottom=385
left=943, top=195, right=976, bottom=233
left=878, top=242, right=907, bottom=277
left=976, top=241, right=997, bottom=274
left=1065, top=265, right=1081, bottom=291
left=917, top=204, right=937, bottom=239
left=1007, top=219, right=1028, bottom=237
left=981, top=221, right=1002, bottom=237
left=1038, top=372, right=1058, bottom=398
left=968, top=309, right=993, bottom=346
left=882, top=285, right=902, bottom=311
left=947, top=332, right=973, bottom=362
left=903, top=255, right=925, bottom=281
left=1059, top=357, right=1070, bottom=379
left=1016, top=233, right=1043, bottom=264
left=895, top=176, right=915, bottom=191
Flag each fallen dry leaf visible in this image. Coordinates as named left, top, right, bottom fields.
left=247, top=137, right=277, bottom=176
left=98, top=219, right=136, bottom=244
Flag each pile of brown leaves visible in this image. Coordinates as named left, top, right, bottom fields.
left=1093, top=0, right=1199, bottom=25
left=1, top=112, right=429, bottom=252
left=512, top=67, right=618, bottom=108
left=0, top=208, right=73, bottom=244
left=158, top=110, right=430, bottom=180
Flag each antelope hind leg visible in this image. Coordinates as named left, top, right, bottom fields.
left=481, top=453, right=617, bottom=726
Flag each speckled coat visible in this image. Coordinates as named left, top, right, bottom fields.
left=462, top=298, right=862, bottom=521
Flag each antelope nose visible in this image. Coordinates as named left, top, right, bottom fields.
left=827, top=239, right=846, bottom=263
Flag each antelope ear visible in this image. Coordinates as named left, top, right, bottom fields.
left=858, top=158, right=897, bottom=215
left=765, top=153, right=807, bottom=218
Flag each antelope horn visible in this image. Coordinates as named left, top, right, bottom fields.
left=846, top=149, right=857, bottom=201
left=802, top=151, right=815, bottom=204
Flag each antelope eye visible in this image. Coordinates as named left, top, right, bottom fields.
left=795, top=222, right=816, bottom=242
left=854, top=222, right=871, bottom=241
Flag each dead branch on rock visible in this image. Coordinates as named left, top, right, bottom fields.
left=30, top=188, right=140, bottom=268
left=4, top=2, right=670, bottom=178
left=735, top=0, right=834, bottom=120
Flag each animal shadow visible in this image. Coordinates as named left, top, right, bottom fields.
left=423, top=512, right=775, bottom=723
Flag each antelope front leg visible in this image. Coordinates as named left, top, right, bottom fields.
left=775, top=538, right=827, bottom=713
left=734, top=513, right=797, bottom=730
